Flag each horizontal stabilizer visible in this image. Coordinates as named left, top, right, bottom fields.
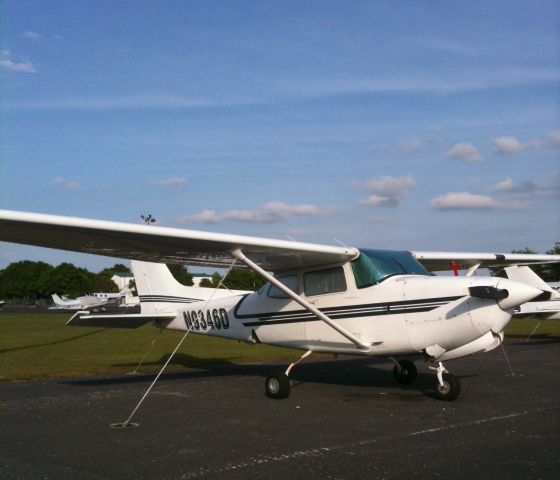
left=67, top=312, right=176, bottom=329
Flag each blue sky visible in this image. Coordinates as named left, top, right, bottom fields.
left=1, top=1, right=559, bottom=271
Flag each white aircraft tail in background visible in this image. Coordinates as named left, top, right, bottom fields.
left=504, top=265, right=560, bottom=320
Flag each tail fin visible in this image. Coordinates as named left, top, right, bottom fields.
left=131, top=261, right=243, bottom=314
left=51, top=294, right=63, bottom=305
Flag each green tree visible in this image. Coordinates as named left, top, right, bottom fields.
left=49, top=263, right=95, bottom=297
left=92, top=274, right=119, bottom=293
left=97, top=263, right=130, bottom=278
left=198, top=278, right=214, bottom=288
left=211, top=272, right=222, bottom=287
left=222, top=268, right=265, bottom=290
left=89, top=263, right=129, bottom=293
left=541, top=241, right=560, bottom=281
left=167, top=263, right=193, bottom=286
left=0, top=260, right=54, bottom=299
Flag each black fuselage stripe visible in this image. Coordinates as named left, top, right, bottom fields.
left=235, top=297, right=462, bottom=321
left=239, top=295, right=463, bottom=327
left=242, top=306, right=437, bottom=327
left=139, top=295, right=201, bottom=303
left=234, top=295, right=461, bottom=320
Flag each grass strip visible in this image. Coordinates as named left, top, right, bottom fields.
left=1, top=312, right=558, bottom=382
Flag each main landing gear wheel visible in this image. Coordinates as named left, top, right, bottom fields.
left=265, top=372, right=290, bottom=399
left=433, top=373, right=461, bottom=401
left=392, top=360, right=417, bottom=385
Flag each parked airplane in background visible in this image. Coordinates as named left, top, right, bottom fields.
left=50, top=292, right=124, bottom=310
left=503, top=265, right=560, bottom=320
left=0, top=209, right=559, bottom=401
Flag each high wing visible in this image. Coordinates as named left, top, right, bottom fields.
left=411, top=251, right=560, bottom=271
left=0, top=210, right=358, bottom=272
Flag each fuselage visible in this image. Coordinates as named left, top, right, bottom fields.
left=151, top=266, right=521, bottom=360
left=136, top=249, right=541, bottom=362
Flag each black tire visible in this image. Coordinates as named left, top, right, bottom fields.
left=393, top=360, right=417, bottom=385
left=433, top=373, right=461, bottom=401
left=265, top=372, right=290, bottom=399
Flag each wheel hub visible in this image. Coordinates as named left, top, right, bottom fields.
left=267, top=378, right=280, bottom=393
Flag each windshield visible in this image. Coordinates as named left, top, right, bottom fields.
left=351, top=249, right=429, bottom=288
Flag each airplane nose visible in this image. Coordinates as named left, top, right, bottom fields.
left=496, top=278, right=543, bottom=311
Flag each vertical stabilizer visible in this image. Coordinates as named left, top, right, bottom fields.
left=130, top=261, right=245, bottom=314
left=504, top=265, right=558, bottom=298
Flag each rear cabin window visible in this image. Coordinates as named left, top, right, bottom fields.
left=267, top=275, right=299, bottom=299
left=304, top=267, right=347, bottom=296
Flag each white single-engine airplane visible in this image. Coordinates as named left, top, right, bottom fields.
left=1, top=209, right=559, bottom=401
left=50, top=292, right=124, bottom=310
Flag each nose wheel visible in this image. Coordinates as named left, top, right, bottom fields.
left=430, top=362, right=461, bottom=401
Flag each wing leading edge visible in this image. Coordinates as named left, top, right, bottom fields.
left=1, top=210, right=558, bottom=273
left=0, top=210, right=358, bottom=272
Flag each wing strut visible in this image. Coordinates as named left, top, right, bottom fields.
left=232, top=249, right=373, bottom=352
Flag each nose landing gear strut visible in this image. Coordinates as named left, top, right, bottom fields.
left=430, top=361, right=461, bottom=401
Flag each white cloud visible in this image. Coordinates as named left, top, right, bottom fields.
left=19, top=30, right=42, bottom=40
left=0, top=50, right=37, bottom=73
left=52, top=177, right=81, bottom=190
left=360, top=195, right=399, bottom=208
left=549, top=131, right=560, bottom=148
left=490, top=178, right=514, bottom=192
left=429, top=192, right=525, bottom=210
left=358, top=175, right=416, bottom=208
left=180, top=202, right=330, bottom=224
left=490, top=177, right=556, bottom=197
left=152, top=177, right=187, bottom=186
left=529, top=131, right=560, bottom=150
left=493, top=131, right=560, bottom=153
left=492, top=136, right=524, bottom=155
left=444, top=143, right=483, bottom=162
left=181, top=209, right=221, bottom=223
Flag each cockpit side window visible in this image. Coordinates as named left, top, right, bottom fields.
left=267, top=275, right=299, bottom=299
left=304, top=267, right=347, bottom=296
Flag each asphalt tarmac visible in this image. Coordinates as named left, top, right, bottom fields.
left=1, top=337, right=559, bottom=480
